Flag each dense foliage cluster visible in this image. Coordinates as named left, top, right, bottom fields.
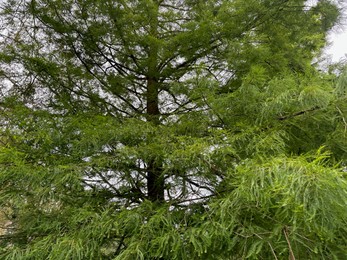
left=0, top=0, right=347, bottom=259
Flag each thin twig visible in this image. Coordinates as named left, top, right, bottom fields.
left=278, top=106, right=319, bottom=121
left=283, top=226, right=295, bottom=260
left=268, top=242, right=278, bottom=260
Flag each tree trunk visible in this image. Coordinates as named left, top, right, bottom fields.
left=146, top=2, right=164, bottom=203
left=146, top=77, right=164, bottom=202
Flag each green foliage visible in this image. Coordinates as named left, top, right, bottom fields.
left=0, top=0, right=346, bottom=259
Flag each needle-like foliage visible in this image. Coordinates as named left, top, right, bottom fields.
left=0, top=0, right=347, bottom=259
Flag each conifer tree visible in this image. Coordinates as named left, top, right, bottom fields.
left=1, top=0, right=347, bottom=259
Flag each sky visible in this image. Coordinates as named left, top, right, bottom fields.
left=326, top=26, right=347, bottom=62
left=324, top=1, right=347, bottom=62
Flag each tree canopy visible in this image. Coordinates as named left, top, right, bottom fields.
left=0, top=0, right=347, bottom=259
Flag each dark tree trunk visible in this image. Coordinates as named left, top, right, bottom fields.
left=146, top=78, right=165, bottom=202
left=147, top=159, right=165, bottom=202
left=145, top=3, right=165, bottom=202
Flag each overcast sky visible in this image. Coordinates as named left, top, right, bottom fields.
left=324, top=1, right=347, bottom=62
left=326, top=26, right=347, bottom=62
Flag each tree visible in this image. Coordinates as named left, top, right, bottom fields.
left=0, top=0, right=347, bottom=258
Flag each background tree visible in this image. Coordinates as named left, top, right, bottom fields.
left=0, top=0, right=347, bottom=259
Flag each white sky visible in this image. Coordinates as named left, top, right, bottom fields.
left=326, top=27, right=347, bottom=62
left=324, top=1, right=347, bottom=62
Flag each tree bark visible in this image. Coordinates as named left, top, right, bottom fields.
left=146, top=1, right=165, bottom=203
left=146, top=77, right=164, bottom=202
